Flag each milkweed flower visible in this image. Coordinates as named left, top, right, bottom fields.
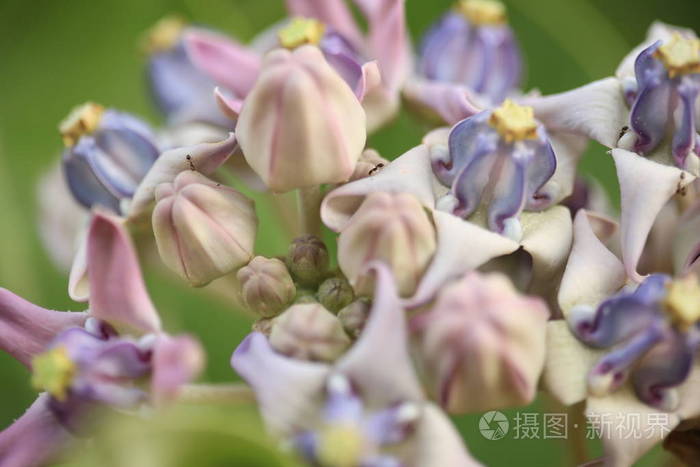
left=543, top=210, right=700, bottom=466
left=0, top=212, right=203, bottom=466
left=232, top=264, right=481, bottom=466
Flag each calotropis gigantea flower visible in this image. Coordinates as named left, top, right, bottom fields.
left=234, top=44, right=366, bottom=192
left=337, top=191, right=437, bottom=297
left=322, top=104, right=575, bottom=306
left=543, top=210, right=700, bottom=467
left=143, top=16, right=231, bottom=128
left=231, top=264, right=481, bottom=466
left=522, top=22, right=700, bottom=282
left=60, top=102, right=160, bottom=215
left=184, top=0, right=409, bottom=132
left=237, top=256, right=296, bottom=318
left=0, top=212, right=204, bottom=467
left=411, top=271, right=549, bottom=413
left=152, top=170, right=257, bottom=287
left=406, top=0, right=521, bottom=120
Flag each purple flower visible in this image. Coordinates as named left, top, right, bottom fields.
left=60, top=103, right=160, bottom=214
left=433, top=100, right=557, bottom=237
left=627, top=35, right=700, bottom=169
left=418, top=0, right=521, bottom=106
left=0, top=212, right=203, bottom=466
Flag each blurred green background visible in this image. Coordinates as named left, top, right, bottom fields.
left=0, top=0, right=698, bottom=465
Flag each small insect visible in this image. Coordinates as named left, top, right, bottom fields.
left=617, top=125, right=629, bottom=140
left=186, top=154, right=196, bottom=171
left=369, top=163, right=385, bottom=176
left=678, top=172, right=687, bottom=195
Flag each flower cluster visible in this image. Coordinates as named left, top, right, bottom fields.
left=4, top=1, right=700, bottom=466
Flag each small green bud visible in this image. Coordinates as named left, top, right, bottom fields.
left=286, top=235, right=329, bottom=287
left=317, top=277, right=354, bottom=313
left=237, top=257, right=296, bottom=318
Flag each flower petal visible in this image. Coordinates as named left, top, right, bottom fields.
left=523, top=77, right=627, bottom=148
left=586, top=387, right=680, bottom=467
left=151, top=335, right=205, bottom=406
left=336, top=262, right=423, bottom=405
left=183, top=29, right=260, bottom=98
left=67, top=227, right=89, bottom=302
left=0, top=394, right=71, bottom=467
left=542, top=320, right=602, bottom=405
left=538, top=131, right=588, bottom=206
left=0, top=290, right=86, bottom=367
left=128, top=132, right=237, bottom=218
left=558, top=210, right=625, bottom=316
left=414, top=403, right=482, bottom=467
left=231, top=332, right=331, bottom=436
left=406, top=210, right=519, bottom=307
left=87, top=212, right=161, bottom=334
left=613, top=148, right=695, bottom=282
left=321, top=144, right=437, bottom=231
left=402, top=80, right=481, bottom=125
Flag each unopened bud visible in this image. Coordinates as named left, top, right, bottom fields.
left=413, top=271, right=549, bottom=413
left=337, top=298, right=371, bottom=338
left=152, top=171, right=257, bottom=287
left=317, top=277, right=354, bottom=313
left=338, top=192, right=437, bottom=297
left=269, top=303, right=351, bottom=362
left=286, top=235, right=329, bottom=287
left=236, top=45, right=366, bottom=192
left=237, top=257, right=296, bottom=318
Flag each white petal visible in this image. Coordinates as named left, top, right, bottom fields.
left=613, top=148, right=695, bottom=282
left=414, top=403, right=483, bottom=467
left=558, top=210, right=625, bottom=316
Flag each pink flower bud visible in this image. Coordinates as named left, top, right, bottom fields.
left=152, top=171, right=257, bottom=286
left=237, top=257, right=296, bottom=318
left=412, top=272, right=549, bottom=413
left=236, top=45, right=366, bottom=192
left=338, top=192, right=436, bottom=297
left=268, top=303, right=350, bottom=362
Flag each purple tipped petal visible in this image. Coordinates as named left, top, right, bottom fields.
left=524, top=136, right=557, bottom=210
left=630, top=78, right=672, bottom=155
left=0, top=394, right=70, bottom=467
left=632, top=333, right=694, bottom=409
left=443, top=113, right=493, bottom=185
left=231, top=332, right=330, bottom=435
left=0, top=289, right=86, bottom=367
left=480, top=29, right=522, bottom=104
left=419, top=14, right=473, bottom=85
left=672, top=78, right=700, bottom=168
left=634, top=41, right=664, bottom=89
left=151, top=335, right=204, bottom=405
left=87, top=212, right=161, bottom=334
left=449, top=146, right=497, bottom=219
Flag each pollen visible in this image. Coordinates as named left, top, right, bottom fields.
left=142, top=15, right=186, bottom=54
left=278, top=17, right=325, bottom=50
left=456, top=0, right=506, bottom=26
left=59, top=102, right=105, bottom=147
left=31, top=346, right=77, bottom=402
left=316, top=424, right=365, bottom=467
left=488, top=99, right=538, bottom=143
left=664, top=275, right=700, bottom=329
left=654, top=33, right=700, bottom=78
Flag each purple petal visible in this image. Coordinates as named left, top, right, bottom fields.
left=363, top=402, right=418, bottom=445
left=231, top=332, right=330, bottom=435
left=479, top=28, right=522, bottom=104
left=449, top=147, right=497, bottom=219
left=630, top=77, right=672, bottom=155
left=62, top=138, right=122, bottom=213
left=442, top=112, right=494, bottom=186
left=0, top=394, right=70, bottom=467
left=486, top=150, right=527, bottom=234
left=150, top=334, right=204, bottom=405
left=672, top=78, right=700, bottom=168
left=0, top=289, right=86, bottom=367
left=632, top=333, right=694, bottom=409
left=419, top=13, right=473, bottom=84
left=524, top=135, right=557, bottom=210
left=634, top=42, right=664, bottom=89
left=402, top=79, right=482, bottom=126
left=87, top=212, right=161, bottom=334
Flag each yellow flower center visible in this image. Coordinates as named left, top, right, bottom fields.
left=488, top=99, right=538, bottom=143
left=31, top=346, right=76, bottom=401
left=142, top=15, right=186, bottom=54
left=456, top=0, right=507, bottom=26
left=278, top=17, right=326, bottom=49
left=664, top=275, right=700, bottom=330
left=316, top=424, right=366, bottom=467
left=59, top=102, right=105, bottom=147
left=654, top=33, right=700, bottom=78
